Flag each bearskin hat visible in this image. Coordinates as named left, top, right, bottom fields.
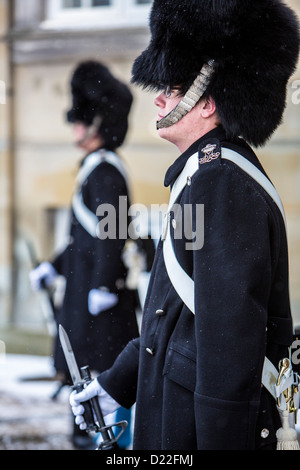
left=67, top=61, right=133, bottom=150
left=132, top=0, right=300, bottom=147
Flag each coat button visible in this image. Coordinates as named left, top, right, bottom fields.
left=156, top=309, right=165, bottom=316
left=172, top=219, right=177, bottom=230
left=187, top=176, right=192, bottom=186
left=260, top=429, right=269, bottom=439
left=146, top=348, right=154, bottom=356
left=115, top=278, right=125, bottom=289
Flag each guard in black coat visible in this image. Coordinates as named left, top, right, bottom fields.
left=30, top=61, right=140, bottom=448
left=69, top=1, right=300, bottom=450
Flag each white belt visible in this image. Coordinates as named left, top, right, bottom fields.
left=72, top=150, right=130, bottom=238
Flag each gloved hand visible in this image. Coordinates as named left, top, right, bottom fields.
left=29, top=262, right=58, bottom=291
left=70, top=378, right=120, bottom=430
left=88, top=289, right=118, bottom=316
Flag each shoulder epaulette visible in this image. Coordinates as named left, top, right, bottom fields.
left=198, top=138, right=221, bottom=167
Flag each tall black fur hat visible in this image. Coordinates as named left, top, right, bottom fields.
left=132, top=0, right=300, bottom=146
left=67, top=61, right=133, bottom=150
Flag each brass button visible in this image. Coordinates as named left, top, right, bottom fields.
left=156, top=309, right=165, bottom=316
left=261, top=428, right=269, bottom=439
left=146, top=348, right=154, bottom=356
left=115, top=278, right=125, bottom=289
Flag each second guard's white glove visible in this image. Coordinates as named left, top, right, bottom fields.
left=70, top=378, right=120, bottom=430
left=88, top=289, right=118, bottom=316
left=29, top=262, right=58, bottom=291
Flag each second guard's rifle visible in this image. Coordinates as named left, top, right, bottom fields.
left=25, top=239, right=57, bottom=337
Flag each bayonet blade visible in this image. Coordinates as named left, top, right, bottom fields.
left=59, top=325, right=82, bottom=386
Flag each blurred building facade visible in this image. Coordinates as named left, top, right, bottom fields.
left=0, top=0, right=300, bottom=348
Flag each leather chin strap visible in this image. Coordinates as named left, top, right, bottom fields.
left=77, top=116, right=103, bottom=145
left=156, top=60, right=215, bottom=130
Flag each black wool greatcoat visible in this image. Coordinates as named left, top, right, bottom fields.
left=52, top=149, right=139, bottom=376
left=99, top=126, right=294, bottom=450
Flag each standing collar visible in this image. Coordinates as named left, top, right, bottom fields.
left=164, top=126, right=227, bottom=187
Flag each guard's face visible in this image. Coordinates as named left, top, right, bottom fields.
left=72, top=122, right=103, bottom=153
left=155, top=86, right=206, bottom=151
left=155, top=88, right=182, bottom=125
left=154, top=91, right=219, bottom=153
left=72, top=122, right=89, bottom=147
left=154, top=89, right=183, bottom=144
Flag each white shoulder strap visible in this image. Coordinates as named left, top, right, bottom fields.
left=162, top=147, right=288, bottom=398
left=72, top=150, right=129, bottom=238
left=163, top=147, right=286, bottom=315
left=222, top=148, right=286, bottom=225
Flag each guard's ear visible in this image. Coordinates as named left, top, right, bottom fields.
left=200, top=96, right=217, bottom=119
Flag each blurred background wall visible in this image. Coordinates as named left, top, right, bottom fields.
left=0, top=0, right=299, bottom=355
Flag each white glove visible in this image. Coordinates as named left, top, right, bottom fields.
left=70, top=378, right=120, bottom=430
left=88, top=289, right=118, bottom=316
left=29, top=262, right=58, bottom=291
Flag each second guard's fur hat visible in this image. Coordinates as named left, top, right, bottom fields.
left=67, top=61, right=133, bottom=150
left=132, top=0, right=300, bottom=147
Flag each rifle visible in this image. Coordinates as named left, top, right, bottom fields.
left=59, top=325, right=127, bottom=451
left=25, top=238, right=57, bottom=337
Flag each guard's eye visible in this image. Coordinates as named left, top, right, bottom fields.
left=164, top=86, right=172, bottom=98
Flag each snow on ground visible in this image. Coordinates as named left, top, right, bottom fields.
left=0, top=354, right=75, bottom=450
left=0, top=354, right=59, bottom=398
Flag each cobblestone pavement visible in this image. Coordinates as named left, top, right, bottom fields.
left=0, top=355, right=76, bottom=450
left=0, top=392, right=75, bottom=450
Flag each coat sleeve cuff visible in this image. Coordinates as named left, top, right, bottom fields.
left=98, top=338, right=140, bottom=409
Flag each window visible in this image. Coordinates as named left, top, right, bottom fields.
left=62, top=1, right=111, bottom=7
left=42, top=0, right=153, bottom=30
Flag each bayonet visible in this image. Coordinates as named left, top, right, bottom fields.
left=59, top=325, right=82, bottom=386
left=59, top=325, right=127, bottom=450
